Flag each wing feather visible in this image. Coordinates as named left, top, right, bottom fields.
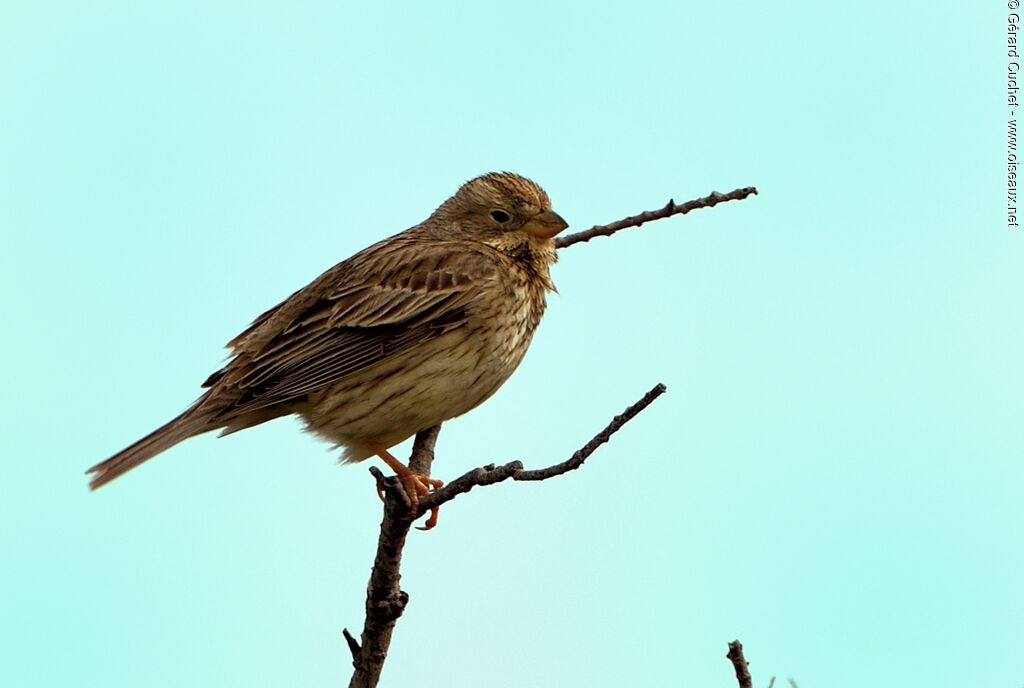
left=202, top=235, right=499, bottom=420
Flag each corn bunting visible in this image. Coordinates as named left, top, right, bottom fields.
left=87, top=172, right=568, bottom=528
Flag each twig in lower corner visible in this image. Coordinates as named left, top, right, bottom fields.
left=727, top=640, right=753, bottom=688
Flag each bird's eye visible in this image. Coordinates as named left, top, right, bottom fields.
left=490, top=209, right=511, bottom=224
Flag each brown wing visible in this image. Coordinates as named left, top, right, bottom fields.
left=200, top=233, right=499, bottom=419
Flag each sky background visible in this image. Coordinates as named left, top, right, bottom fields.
left=1, top=2, right=1016, bottom=687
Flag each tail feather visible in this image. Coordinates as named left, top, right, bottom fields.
left=87, top=413, right=207, bottom=489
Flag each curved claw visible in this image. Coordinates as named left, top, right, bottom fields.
left=416, top=505, right=440, bottom=531
left=369, top=442, right=445, bottom=530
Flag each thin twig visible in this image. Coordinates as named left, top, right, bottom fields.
left=555, top=187, right=758, bottom=249
left=418, top=383, right=666, bottom=514
left=342, top=629, right=361, bottom=663
left=727, top=640, right=753, bottom=688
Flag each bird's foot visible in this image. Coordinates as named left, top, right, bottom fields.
left=370, top=444, right=445, bottom=530
left=408, top=474, right=444, bottom=531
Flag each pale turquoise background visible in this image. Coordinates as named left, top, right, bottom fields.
left=1, top=2, right=1017, bottom=687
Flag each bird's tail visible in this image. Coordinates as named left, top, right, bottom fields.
left=87, top=411, right=208, bottom=490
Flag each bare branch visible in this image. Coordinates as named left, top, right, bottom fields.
left=346, top=385, right=665, bottom=686
left=727, top=640, right=753, bottom=688
left=555, top=186, right=758, bottom=249
left=516, top=382, right=666, bottom=480
left=408, top=424, right=440, bottom=476
left=418, top=383, right=666, bottom=514
left=342, top=629, right=361, bottom=663
left=346, top=472, right=415, bottom=688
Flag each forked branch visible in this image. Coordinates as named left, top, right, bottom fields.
left=345, top=384, right=666, bottom=688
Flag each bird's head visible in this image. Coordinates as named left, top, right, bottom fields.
left=430, top=172, right=568, bottom=255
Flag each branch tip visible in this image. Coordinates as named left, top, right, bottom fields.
left=342, top=628, right=361, bottom=663
left=419, top=382, right=666, bottom=512
left=556, top=185, right=758, bottom=249
left=727, top=640, right=753, bottom=688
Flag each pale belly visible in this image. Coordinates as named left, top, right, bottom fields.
left=300, top=324, right=532, bottom=462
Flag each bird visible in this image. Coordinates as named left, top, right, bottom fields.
left=87, top=172, right=568, bottom=529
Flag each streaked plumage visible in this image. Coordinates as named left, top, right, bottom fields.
left=87, top=172, right=567, bottom=490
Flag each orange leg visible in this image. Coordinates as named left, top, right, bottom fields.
left=368, top=443, right=444, bottom=530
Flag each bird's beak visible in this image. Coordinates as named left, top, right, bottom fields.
left=523, top=209, right=569, bottom=239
